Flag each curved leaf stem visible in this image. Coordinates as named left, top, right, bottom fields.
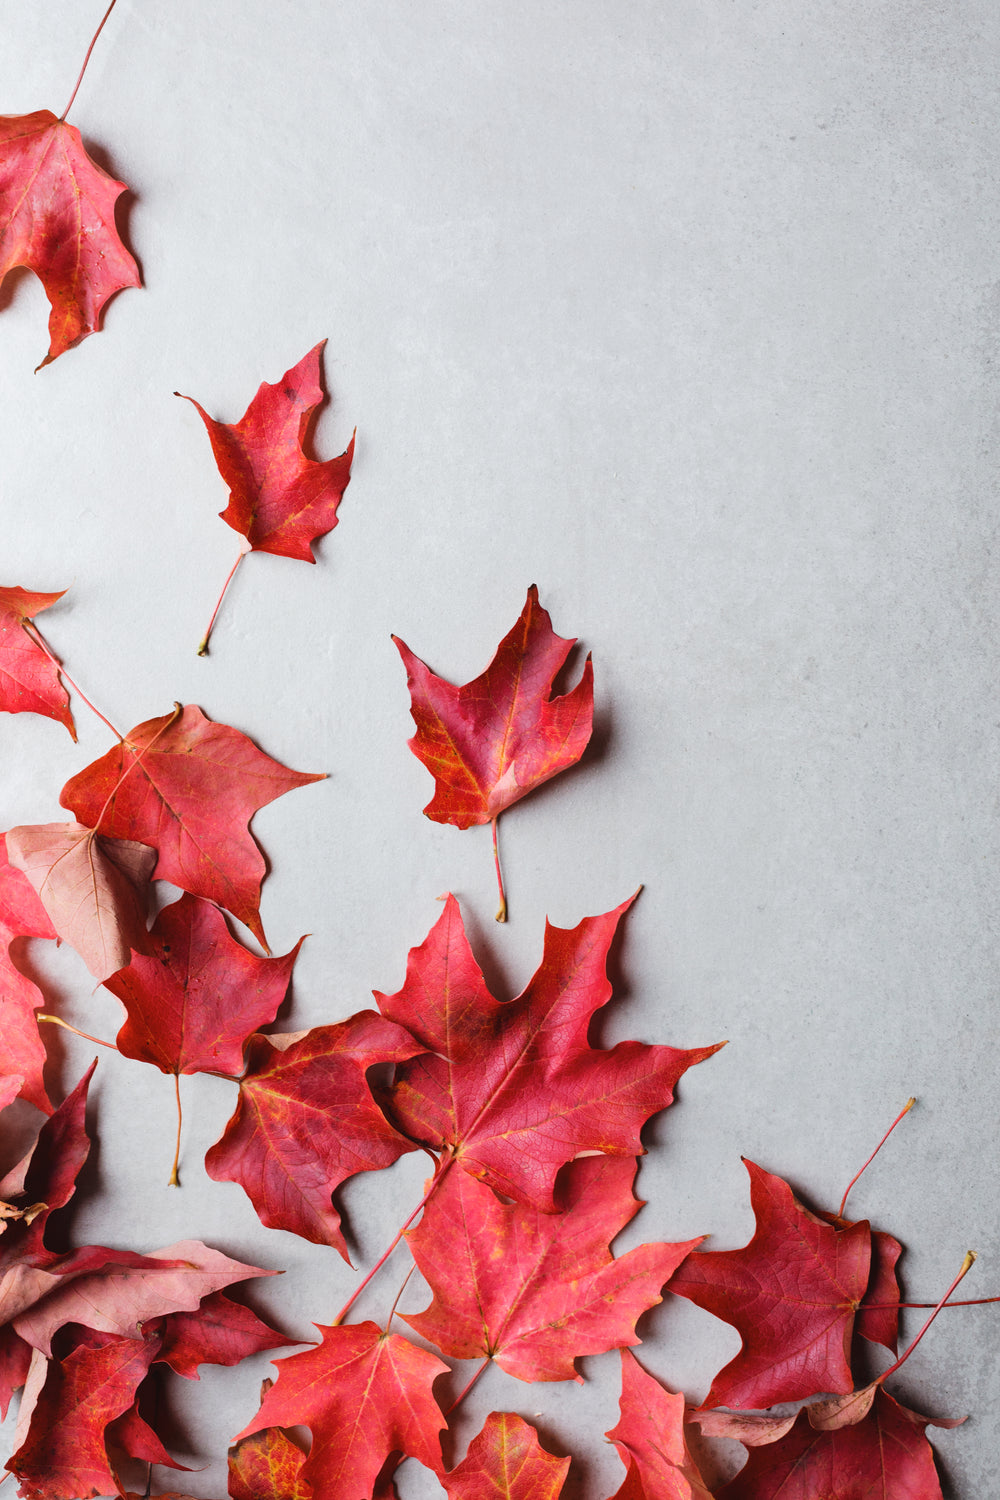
left=168, top=1073, right=182, bottom=1187
left=877, top=1250, right=976, bottom=1384
left=197, top=546, right=247, bottom=656
left=22, top=621, right=122, bottom=741
left=60, top=0, right=120, bottom=122
left=445, top=1359, right=490, bottom=1417
left=333, top=1153, right=454, bottom=1326
left=385, top=1265, right=416, bottom=1329
left=838, top=1097, right=915, bottom=1219
left=37, top=1013, right=116, bottom=1049
left=491, top=816, right=506, bottom=923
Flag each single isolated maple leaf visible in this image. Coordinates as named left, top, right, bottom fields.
left=0, top=588, right=74, bottom=738
left=206, top=1013, right=422, bottom=1258
left=403, top=1155, right=702, bottom=1382
left=0, top=834, right=58, bottom=1113
left=606, top=1350, right=713, bottom=1500
left=393, top=585, right=593, bottom=920
left=442, top=1412, right=570, bottom=1500
left=237, top=1321, right=448, bottom=1500
left=177, top=342, right=355, bottom=653
left=378, top=892, right=723, bottom=1212
left=60, top=703, right=324, bottom=948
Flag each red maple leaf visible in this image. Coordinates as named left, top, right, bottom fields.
left=377, top=893, right=722, bottom=1212
left=104, top=893, right=303, bottom=1077
left=668, top=1158, right=873, bottom=1408
left=0, top=834, right=58, bottom=1113
left=393, top=586, right=593, bottom=919
left=0, top=588, right=74, bottom=737
left=403, top=1156, right=701, bottom=1382
left=59, top=703, right=324, bottom=947
left=205, top=1014, right=422, bottom=1258
left=145, top=1290, right=288, bottom=1381
left=442, top=1412, right=569, bottom=1500
left=236, top=1322, right=448, bottom=1500
left=229, top=1424, right=311, bottom=1500
left=606, top=1350, right=713, bottom=1500
left=0, top=112, right=139, bottom=365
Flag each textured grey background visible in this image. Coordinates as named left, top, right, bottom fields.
left=0, top=1, right=998, bottom=1494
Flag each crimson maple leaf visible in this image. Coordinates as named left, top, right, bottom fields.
left=668, top=1159, right=873, bottom=1408
left=606, top=1350, right=713, bottom=1500
left=0, top=835, right=58, bottom=1113
left=59, top=703, right=324, bottom=948
left=154, top=1291, right=288, bottom=1380
left=0, top=588, right=74, bottom=737
left=205, top=1014, right=422, bottom=1257
left=236, top=1322, right=448, bottom=1500
left=0, top=113, right=139, bottom=365
left=403, top=1156, right=701, bottom=1382
left=377, top=893, right=722, bottom=1212
left=104, top=893, right=303, bottom=1077
left=443, top=1412, right=569, bottom=1500
left=393, top=586, right=593, bottom=919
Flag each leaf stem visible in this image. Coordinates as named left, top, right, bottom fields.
left=22, top=621, right=122, bottom=741
left=876, top=1250, right=976, bottom=1384
left=333, top=1154, right=454, bottom=1326
left=838, top=1097, right=915, bottom=1218
left=445, top=1359, right=490, bottom=1417
left=491, top=816, right=506, bottom=923
left=863, top=1295, right=1000, bottom=1310
left=196, top=546, right=248, bottom=656
left=385, top=1265, right=415, bottom=1329
left=60, top=0, right=120, bottom=122
left=37, top=1014, right=116, bottom=1049
left=168, top=1073, right=182, bottom=1187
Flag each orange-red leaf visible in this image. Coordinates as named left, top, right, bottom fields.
left=105, top=893, right=303, bottom=1076
left=378, top=893, right=722, bottom=1211
left=404, top=1156, right=701, bottom=1382
left=668, top=1159, right=871, bottom=1408
left=229, top=1426, right=311, bottom=1500
left=236, top=1322, right=448, bottom=1500
left=178, top=342, right=354, bottom=562
left=0, top=112, right=139, bottom=364
left=393, top=585, right=593, bottom=828
left=0, top=587, right=74, bottom=737
left=0, top=833, right=58, bottom=1112
left=205, top=1015, right=421, bottom=1257
left=607, top=1350, right=713, bottom=1500
left=60, top=704, right=324, bottom=948
left=443, top=1413, right=569, bottom=1500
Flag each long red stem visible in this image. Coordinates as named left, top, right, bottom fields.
left=445, top=1359, right=490, bottom=1417
left=333, top=1155, right=453, bottom=1326
left=60, top=0, right=120, bottom=121
left=22, top=621, right=122, bottom=741
left=864, top=1295, right=1000, bottom=1309
left=839, top=1097, right=915, bottom=1218
left=168, top=1074, right=182, bottom=1188
left=877, top=1251, right=976, bottom=1384
left=491, top=816, right=507, bottom=923
left=37, top=1014, right=115, bottom=1049
left=197, top=547, right=247, bottom=656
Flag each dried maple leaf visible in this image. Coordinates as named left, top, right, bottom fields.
left=606, top=1350, right=713, bottom=1500
left=60, top=703, right=324, bottom=948
left=205, top=1014, right=422, bottom=1258
left=147, top=1290, right=288, bottom=1380
left=0, top=111, right=139, bottom=365
left=0, top=588, right=74, bottom=737
left=443, top=1412, right=569, bottom=1500
left=229, top=1424, right=311, bottom=1500
left=393, top=586, right=594, bottom=919
left=403, top=1156, right=701, bottom=1382
left=104, top=893, right=303, bottom=1077
left=6, top=820, right=155, bottom=981
left=668, top=1158, right=872, bottom=1408
left=177, top=342, right=355, bottom=653
left=236, top=1321, right=448, bottom=1500
left=377, top=893, right=722, bottom=1212
left=0, top=834, right=58, bottom=1113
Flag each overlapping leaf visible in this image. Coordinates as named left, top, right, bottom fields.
left=404, top=1156, right=701, bottom=1382
left=0, top=835, right=58, bottom=1112
left=60, top=703, right=324, bottom=947
left=237, top=1322, right=448, bottom=1500
left=606, top=1350, right=712, bottom=1500
left=229, top=1424, right=311, bottom=1500
left=378, top=893, right=722, bottom=1211
left=0, top=112, right=140, bottom=363
left=206, top=1014, right=422, bottom=1256
left=443, top=1412, right=569, bottom=1500
left=0, top=588, right=74, bottom=737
